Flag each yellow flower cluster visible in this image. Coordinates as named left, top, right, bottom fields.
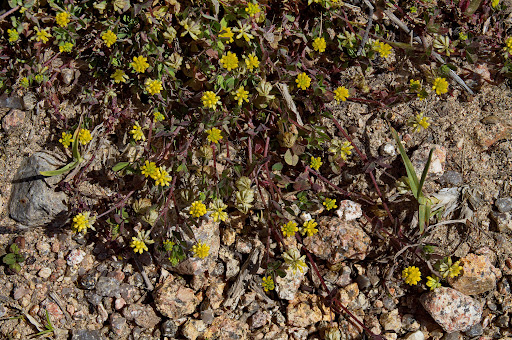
left=72, top=212, right=95, bottom=233
left=59, top=42, right=73, bottom=53
left=59, top=131, right=74, bottom=148
left=323, top=198, right=337, bottom=211
left=262, top=276, right=275, bottom=291
left=244, top=53, right=260, bottom=72
left=202, top=91, right=221, bottom=110
left=130, top=230, right=154, bottom=254
left=111, top=69, right=128, bottom=83
left=373, top=41, right=392, bottom=58
left=334, top=86, right=349, bottom=102
left=219, top=27, right=234, bottom=43
left=402, top=266, right=421, bottom=285
left=426, top=275, right=441, bottom=290
left=505, top=37, right=512, bottom=55
left=310, top=156, right=322, bottom=171
left=313, top=37, right=326, bottom=53
left=139, top=161, right=171, bottom=187
left=246, top=2, right=261, bottom=17
left=102, top=30, right=117, bottom=47
left=78, top=128, right=92, bottom=145
left=301, top=219, right=318, bottom=237
left=189, top=201, right=207, bottom=218
left=192, top=241, right=210, bottom=258
left=432, top=77, right=449, bottom=95
left=56, top=12, right=70, bottom=27
left=409, top=113, right=430, bottom=132
left=220, top=51, right=239, bottom=71
left=206, top=127, right=223, bottom=144
left=145, top=78, right=163, bottom=95
left=234, top=86, right=249, bottom=105
left=296, top=72, right=311, bottom=90
left=281, top=221, right=298, bottom=237
left=130, top=122, right=145, bottom=141
left=131, top=56, right=149, bottom=73
left=35, top=27, right=51, bottom=43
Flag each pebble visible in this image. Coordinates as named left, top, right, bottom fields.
left=286, top=292, right=328, bottom=327
left=335, top=200, right=362, bottom=221
left=80, top=273, right=97, bottom=290
left=0, top=94, right=23, bottom=109
left=38, top=267, right=52, bottom=279
left=440, top=332, right=462, bottom=340
left=71, top=329, right=102, bottom=340
left=9, top=152, right=68, bottom=227
left=439, top=171, right=463, bottom=186
left=205, top=279, right=226, bottom=309
left=61, top=68, right=75, bottom=85
left=110, top=313, right=128, bottom=336
left=161, top=319, right=179, bottom=338
left=114, top=297, right=126, bottom=310
left=496, top=197, right=512, bottom=213
left=448, top=253, right=497, bottom=295
left=122, top=304, right=161, bottom=329
left=95, top=276, right=120, bottom=297
left=0, top=304, right=5, bottom=318
left=276, top=266, right=308, bottom=300
left=380, top=142, right=396, bottom=157
left=496, top=314, right=510, bottom=328
left=153, top=274, right=200, bottom=319
left=2, top=109, right=25, bottom=134
left=405, top=331, right=425, bottom=340
left=402, top=314, right=420, bottom=332
left=421, top=287, right=482, bottom=332
left=411, top=144, right=447, bottom=179
left=201, top=309, right=215, bottom=325
left=67, top=249, right=86, bottom=267
left=201, top=314, right=249, bottom=340
left=302, top=216, right=371, bottom=264
left=463, top=323, right=483, bottom=337
left=490, top=211, right=512, bottom=234
left=251, top=310, right=270, bottom=329
left=181, top=319, right=206, bottom=340
left=379, top=309, right=402, bottom=332
left=355, top=275, right=371, bottom=291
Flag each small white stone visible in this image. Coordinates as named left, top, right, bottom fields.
left=405, top=331, right=425, bottom=340
left=38, top=267, right=52, bottom=279
left=300, top=212, right=312, bottom=222
left=336, top=200, right=362, bottom=221
left=66, top=249, right=86, bottom=267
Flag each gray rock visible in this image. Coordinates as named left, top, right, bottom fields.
left=61, top=68, right=75, bottom=85
left=110, top=313, right=128, bottom=336
left=161, top=320, right=179, bottom=338
left=86, top=292, right=102, bottom=306
left=496, top=197, right=512, bottom=213
left=405, top=331, right=424, bottom=340
left=0, top=304, right=5, bottom=318
left=355, top=275, right=371, bottom=291
left=181, top=319, right=206, bottom=340
left=490, top=210, right=512, bottom=234
left=379, top=309, right=402, bottom=332
left=440, top=332, right=462, bottom=340
left=95, top=277, right=120, bottom=297
left=122, top=304, right=161, bottom=329
left=22, top=93, right=37, bottom=110
left=463, top=323, right=483, bottom=337
left=439, top=171, right=463, bottom=186
left=411, top=144, right=447, bottom=179
left=71, top=329, right=102, bottom=340
left=421, top=287, right=482, bottom=332
left=496, top=314, right=510, bottom=328
left=0, top=94, right=23, bottom=109
left=80, top=274, right=97, bottom=290
left=9, top=152, right=68, bottom=227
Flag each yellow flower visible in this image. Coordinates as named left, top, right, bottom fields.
left=58, top=42, right=73, bottom=53
left=59, top=132, right=74, bottom=148
left=209, top=199, right=228, bottom=222
left=145, top=78, right=163, bottom=95
left=141, top=160, right=160, bottom=179
left=432, top=77, right=449, bottom=95
left=410, top=79, right=421, bottom=92
left=283, top=248, right=307, bottom=274
left=373, top=41, right=392, bottom=58
left=492, top=0, right=500, bottom=8
left=234, top=86, right=249, bottom=106
left=246, top=2, right=261, bottom=17
left=189, top=201, right=207, bottom=218
left=72, top=212, right=96, bottom=233
left=261, top=276, right=275, bottom=292
left=329, top=139, right=353, bottom=161
left=111, top=69, right=128, bottom=83
left=408, top=113, right=430, bottom=132
left=180, top=18, right=201, bottom=40
left=56, top=12, right=70, bottom=27
left=130, top=230, right=154, bottom=254
left=155, top=167, right=171, bottom=187
left=20, top=77, right=29, bottom=88
left=130, top=122, right=145, bottom=141
left=233, top=22, right=254, bottom=41
left=163, top=240, right=175, bottom=251
left=323, top=198, right=337, bottom=211
left=206, top=127, right=223, bottom=144
left=505, top=37, right=512, bottom=54
left=310, top=156, right=322, bottom=171
left=312, top=37, right=326, bottom=53
left=202, top=91, right=221, bottom=110
left=301, top=219, right=318, bottom=237
left=153, top=111, right=165, bottom=122
left=192, top=241, right=210, bottom=259
left=281, top=221, right=298, bottom=238
left=130, top=56, right=149, bottom=73
left=78, top=128, right=92, bottom=145
left=220, top=51, right=239, bottom=71
left=244, top=53, right=260, bottom=72
left=426, top=276, right=442, bottom=290
left=7, top=28, right=19, bottom=42
left=402, top=266, right=421, bottom=285
left=102, top=30, right=117, bottom=47
left=296, top=72, right=311, bottom=90
left=219, top=27, right=234, bottom=43
left=35, top=27, right=51, bottom=43
left=334, top=86, right=349, bottom=102
left=439, top=257, right=463, bottom=278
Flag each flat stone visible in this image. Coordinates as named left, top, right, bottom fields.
left=2, top=109, right=25, bottom=134
left=439, top=171, right=463, bottom=186
left=9, top=152, right=68, bottom=227
left=96, top=276, right=121, bottom=297
left=380, top=309, right=402, bottom=332
left=0, top=94, right=23, bottom=109
left=496, top=197, right=512, bottom=213
left=38, top=267, right=52, bottom=279
left=122, top=304, right=161, bottom=329
left=302, top=216, right=371, bottom=264
left=203, top=314, right=249, bottom=340
left=286, top=292, right=329, bottom=327
left=421, top=287, right=482, bottom=332
left=71, top=330, right=102, bottom=340
left=181, top=319, right=206, bottom=340
left=67, top=249, right=86, bottom=266
left=448, top=253, right=497, bottom=295
left=276, top=265, right=308, bottom=301
left=153, top=274, right=200, bottom=319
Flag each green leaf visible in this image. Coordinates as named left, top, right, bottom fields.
left=11, top=263, right=21, bottom=273
left=284, top=149, right=298, bottom=166
left=276, top=269, right=286, bottom=278
left=40, top=159, right=80, bottom=177
left=418, top=149, right=434, bottom=195
left=10, top=243, right=19, bottom=254
left=391, top=128, right=420, bottom=199
left=71, top=126, right=82, bottom=161
left=3, top=253, right=16, bottom=265
left=225, top=77, right=235, bottom=91
left=272, top=163, right=283, bottom=171
left=112, top=162, right=130, bottom=172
